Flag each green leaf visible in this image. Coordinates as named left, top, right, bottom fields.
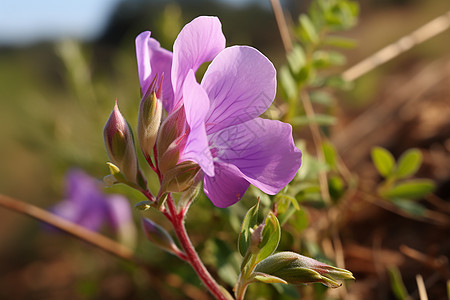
left=275, top=194, right=300, bottom=212
left=388, top=266, right=410, bottom=300
left=312, top=50, right=346, bottom=68
left=395, top=149, right=422, bottom=179
left=238, top=200, right=260, bottom=256
left=254, top=272, right=288, bottom=284
left=134, top=200, right=153, bottom=211
left=309, top=90, right=334, bottom=106
left=322, top=141, right=337, bottom=170
left=391, top=199, right=427, bottom=217
left=371, top=147, right=395, bottom=178
left=328, top=175, right=345, bottom=201
left=383, top=179, right=435, bottom=200
left=289, top=209, right=309, bottom=232
left=279, top=66, right=298, bottom=101
left=256, top=212, right=281, bottom=262
left=323, top=35, right=356, bottom=48
left=287, top=44, right=306, bottom=74
left=298, top=14, right=319, bottom=44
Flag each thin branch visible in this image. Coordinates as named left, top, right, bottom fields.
left=270, top=0, right=293, bottom=52
left=0, top=194, right=136, bottom=263
left=342, top=10, right=450, bottom=81
left=359, top=191, right=449, bottom=226
left=416, top=274, right=429, bottom=300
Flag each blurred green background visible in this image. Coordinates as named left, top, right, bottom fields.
left=0, top=0, right=449, bottom=299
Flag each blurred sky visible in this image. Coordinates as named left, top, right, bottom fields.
left=0, top=0, right=265, bottom=46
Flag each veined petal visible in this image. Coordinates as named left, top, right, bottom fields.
left=135, top=31, right=174, bottom=111
left=203, top=162, right=250, bottom=208
left=181, top=69, right=214, bottom=176
left=202, top=46, right=276, bottom=134
left=171, top=16, right=225, bottom=112
left=209, top=118, right=301, bottom=194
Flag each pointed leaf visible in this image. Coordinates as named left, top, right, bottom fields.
left=391, top=199, right=427, bottom=216
left=287, top=44, right=306, bottom=74
left=238, top=200, right=260, bottom=256
left=383, top=179, right=435, bottom=200
left=254, top=272, right=288, bottom=284
left=395, top=149, right=422, bottom=179
left=298, top=14, right=318, bottom=44
left=322, top=141, right=337, bottom=170
left=371, top=147, right=395, bottom=178
left=255, top=212, right=281, bottom=262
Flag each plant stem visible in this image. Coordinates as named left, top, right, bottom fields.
left=0, top=194, right=136, bottom=262
left=166, top=195, right=229, bottom=300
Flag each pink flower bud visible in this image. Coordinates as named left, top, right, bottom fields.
left=137, top=76, right=163, bottom=160
left=103, top=102, right=141, bottom=186
left=254, top=251, right=354, bottom=288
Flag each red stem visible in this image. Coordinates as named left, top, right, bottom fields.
left=166, top=195, right=228, bottom=300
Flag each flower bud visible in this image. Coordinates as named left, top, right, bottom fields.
left=254, top=251, right=354, bottom=288
left=141, top=218, right=181, bottom=255
left=103, top=102, right=143, bottom=187
left=160, top=161, right=201, bottom=194
left=156, top=105, right=187, bottom=175
left=137, top=77, right=163, bottom=160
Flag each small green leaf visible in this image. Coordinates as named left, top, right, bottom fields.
left=391, top=199, right=427, bottom=217
left=254, top=272, right=288, bottom=284
left=322, top=141, right=337, bottom=170
left=388, top=266, right=410, bottom=300
left=371, top=147, right=395, bottom=178
left=323, top=35, right=356, bottom=48
left=279, top=66, right=298, bottom=101
left=134, top=200, right=153, bottom=211
left=312, top=50, right=346, bottom=68
left=256, top=212, right=281, bottom=262
left=238, top=200, right=260, bottom=256
left=395, top=149, right=422, bottom=179
left=309, top=90, right=334, bottom=106
left=383, top=179, right=435, bottom=200
left=275, top=194, right=300, bottom=211
left=298, top=14, right=319, bottom=44
left=287, top=44, right=306, bottom=74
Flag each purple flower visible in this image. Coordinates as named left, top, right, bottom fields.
left=136, top=16, right=302, bottom=207
left=51, top=169, right=135, bottom=241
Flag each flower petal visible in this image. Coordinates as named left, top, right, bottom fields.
left=202, top=46, right=276, bottom=134
left=181, top=69, right=214, bottom=176
left=209, top=118, right=301, bottom=194
left=203, top=162, right=250, bottom=208
left=171, top=16, right=225, bottom=112
left=135, top=31, right=174, bottom=110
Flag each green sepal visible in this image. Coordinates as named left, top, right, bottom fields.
left=238, top=199, right=260, bottom=256
left=134, top=200, right=153, bottom=211
left=253, top=272, right=288, bottom=285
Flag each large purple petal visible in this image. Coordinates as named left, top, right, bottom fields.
left=181, top=70, right=214, bottom=176
left=203, top=162, right=250, bottom=208
left=208, top=118, right=301, bottom=194
left=171, top=16, right=225, bottom=112
left=202, top=46, right=276, bottom=134
left=135, top=31, right=174, bottom=111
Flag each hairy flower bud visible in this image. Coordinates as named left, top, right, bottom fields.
left=160, top=161, right=201, bottom=194
left=103, top=102, right=142, bottom=186
left=137, top=76, right=163, bottom=160
left=156, top=105, right=188, bottom=175
left=141, top=217, right=181, bottom=255
left=254, top=251, right=354, bottom=288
